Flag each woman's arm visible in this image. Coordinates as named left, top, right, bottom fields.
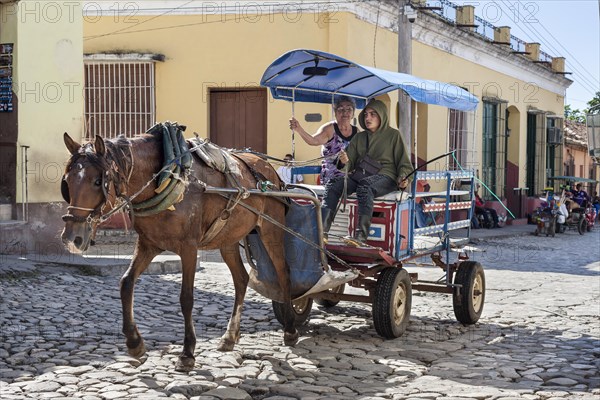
left=289, top=118, right=334, bottom=146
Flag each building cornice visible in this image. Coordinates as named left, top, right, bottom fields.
left=82, top=0, right=573, bottom=97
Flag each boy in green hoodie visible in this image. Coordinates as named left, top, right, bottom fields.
left=322, top=99, right=412, bottom=244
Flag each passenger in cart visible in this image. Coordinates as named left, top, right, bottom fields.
left=289, top=96, right=358, bottom=185
left=321, top=99, right=412, bottom=245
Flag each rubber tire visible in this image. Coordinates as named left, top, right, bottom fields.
left=453, top=261, right=485, bottom=324
left=372, top=268, right=412, bottom=339
left=577, top=217, right=586, bottom=235
left=315, top=284, right=345, bottom=308
left=272, top=298, right=312, bottom=328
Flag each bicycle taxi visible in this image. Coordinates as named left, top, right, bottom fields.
left=246, top=49, right=484, bottom=338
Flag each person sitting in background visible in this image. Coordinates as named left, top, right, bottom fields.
left=415, top=181, right=435, bottom=228
left=474, top=189, right=501, bottom=228
left=592, top=192, right=600, bottom=220
left=289, top=96, right=358, bottom=185
left=471, top=213, right=481, bottom=229
left=276, top=154, right=303, bottom=185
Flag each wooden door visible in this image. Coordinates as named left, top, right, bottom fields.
left=210, top=89, right=267, bottom=153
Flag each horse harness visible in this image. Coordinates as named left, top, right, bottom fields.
left=61, top=123, right=284, bottom=245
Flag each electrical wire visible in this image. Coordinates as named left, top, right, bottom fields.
left=495, top=0, right=598, bottom=92
left=84, top=0, right=196, bottom=41
left=84, top=0, right=371, bottom=41
left=373, top=0, right=381, bottom=67
left=496, top=0, right=599, bottom=96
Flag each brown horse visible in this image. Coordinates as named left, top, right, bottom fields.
left=60, top=132, right=297, bottom=371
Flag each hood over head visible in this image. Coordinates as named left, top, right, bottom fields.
left=358, top=99, right=389, bottom=133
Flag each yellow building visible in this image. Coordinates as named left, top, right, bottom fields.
left=0, top=0, right=84, bottom=253
left=0, top=0, right=573, bottom=253
left=564, top=120, right=599, bottom=195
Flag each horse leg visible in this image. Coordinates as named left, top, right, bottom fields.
left=120, top=240, right=160, bottom=358
left=260, top=224, right=298, bottom=346
left=175, top=246, right=199, bottom=372
left=217, top=243, right=249, bottom=351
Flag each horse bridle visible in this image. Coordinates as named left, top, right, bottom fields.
left=61, top=166, right=112, bottom=226
left=61, top=142, right=135, bottom=228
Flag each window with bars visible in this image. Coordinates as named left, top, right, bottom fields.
left=526, top=112, right=548, bottom=196
left=564, top=151, right=575, bottom=176
left=546, top=117, right=563, bottom=186
left=481, top=100, right=507, bottom=200
left=84, top=60, right=156, bottom=139
left=448, top=109, right=468, bottom=170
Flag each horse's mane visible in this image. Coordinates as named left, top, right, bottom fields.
left=66, top=134, right=153, bottom=197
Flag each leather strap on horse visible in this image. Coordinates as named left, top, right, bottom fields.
left=198, top=165, right=250, bottom=246
left=198, top=152, right=286, bottom=246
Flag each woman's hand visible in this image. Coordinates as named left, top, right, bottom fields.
left=289, top=117, right=300, bottom=130
left=339, top=150, right=349, bottom=164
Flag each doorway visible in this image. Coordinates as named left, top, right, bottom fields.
left=209, top=88, right=267, bottom=153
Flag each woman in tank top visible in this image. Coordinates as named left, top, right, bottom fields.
left=289, top=96, right=358, bottom=184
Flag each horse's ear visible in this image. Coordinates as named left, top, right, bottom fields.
left=94, top=135, right=106, bottom=156
left=64, top=132, right=81, bottom=155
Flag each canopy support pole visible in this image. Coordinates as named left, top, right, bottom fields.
left=291, top=90, right=296, bottom=159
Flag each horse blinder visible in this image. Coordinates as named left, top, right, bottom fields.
left=61, top=177, right=70, bottom=203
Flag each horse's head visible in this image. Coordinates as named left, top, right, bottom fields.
left=60, top=133, right=112, bottom=254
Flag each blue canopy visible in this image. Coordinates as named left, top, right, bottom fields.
left=260, top=49, right=479, bottom=111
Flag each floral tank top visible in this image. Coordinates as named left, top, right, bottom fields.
left=320, top=123, right=357, bottom=184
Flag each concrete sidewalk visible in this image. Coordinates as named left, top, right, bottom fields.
left=0, top=222, right=537, bottom=277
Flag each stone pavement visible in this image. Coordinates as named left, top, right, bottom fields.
left=0, top=227, right=598, bottom=399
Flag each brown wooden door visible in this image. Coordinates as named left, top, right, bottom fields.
left=210, top=89, right=267, bottom=153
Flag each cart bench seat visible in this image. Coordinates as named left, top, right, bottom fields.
left=290, top=184, right=411, bottom=201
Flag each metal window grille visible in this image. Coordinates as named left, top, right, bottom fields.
left=526, top=112, right=547, bottom=196
left=545, top=117, right=564, bottom=187
left=84, top=61, right=155, bottom=139
left=482, top=101, right=506, bottom=200
left=534, top=113, right=547, bottom=195
left=448, top=109, right=468, bottom=170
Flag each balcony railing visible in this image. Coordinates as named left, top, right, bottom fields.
left=420, top=1, right=554, bottom=66
left=473, top=15, right=495, bottom=42
left=428, top=0, right=458, bottom=23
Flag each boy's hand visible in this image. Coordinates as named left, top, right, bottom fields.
left=398, top=178, right=408, bottom=190
left=339, top=150, right=349, bottom=164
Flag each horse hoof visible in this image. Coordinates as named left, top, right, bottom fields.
left=283, top=330, right=299, bottom=346
left=175, top=356, right=195, bottom=372
left=217, top=338, right=235, bottom=352
left=127, top=341, right=146, bottom=358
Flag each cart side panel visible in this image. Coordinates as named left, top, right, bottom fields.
left=346, top=197, right=411, bottom=258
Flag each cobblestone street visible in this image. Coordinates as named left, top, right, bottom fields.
left=1, top=229, right=599, bottom=399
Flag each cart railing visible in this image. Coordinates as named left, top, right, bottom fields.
left=408, top=169, right=475, bottom=264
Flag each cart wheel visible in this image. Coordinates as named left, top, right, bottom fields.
left=577, top=217, right=586, bottom=235
left=272, top=297, right=313, bottom=328
left=372, top=268, right=412, bottom=339
left=453, top=261, right=485, bottom=324
left=315, top=283, right=345, bottom=308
